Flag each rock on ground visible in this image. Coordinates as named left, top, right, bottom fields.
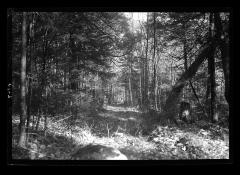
left=71, top=144, right=128, bottom=160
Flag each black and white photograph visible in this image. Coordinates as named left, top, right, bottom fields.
left=8, top=10, right=231, bottom=162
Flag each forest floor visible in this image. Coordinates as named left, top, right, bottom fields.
left=12, top=105, right=229, bottom=160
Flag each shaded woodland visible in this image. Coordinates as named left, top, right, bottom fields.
left=9, top=11, right=230, bottom=160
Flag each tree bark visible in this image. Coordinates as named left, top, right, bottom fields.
left=64, top=70, right=67, bottom=91
left=35, top=109, right=41, bottom=131
left=139, top=64, right=142, bottom=107
left=182, top=26, right=188, bottom=100
left=209, top=44, right=217, bottom=122
left=152, top=12, right=158, bottom=111
left=213, top=13, right=229, bottom=104
left=139, top=54, right=144, bottom=108
left=7, top=10, right=12, bottom=122
left=205, top=62, right=210, bottom=111
left=26, top=13, right=34, bottom=138
left=205, top=13, right=213, bottom=117
left=128, top=64, right=133, bottom=106
left=143, top=13, right=149, bottom=111
left=18, top=12, right=27, bottom=147
left=44, top=113, right=48, bottom=136
left=158, top=79, right=162, bottom=112
left=154, top=68, right=158, bottom=110
left=207, top=13, right=217, bottom=123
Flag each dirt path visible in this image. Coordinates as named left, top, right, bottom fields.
left=12, top=105, right=229, bottom=160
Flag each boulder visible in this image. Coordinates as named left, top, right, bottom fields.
left=71, top=144, right=128, bottom=160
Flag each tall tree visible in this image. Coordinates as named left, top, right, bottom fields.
left=213, top=13, right=229, bottom=105
left=26, top=12, right=35, bottom=136
left=208, top=13, right=217, bottom=122
left=143, top=13, right=150, bottom=111
left=152, top=12, right=159, bottom=111
left=128, top=56, right=133, bottom=106
left=18, top=12, right=27, bottom=147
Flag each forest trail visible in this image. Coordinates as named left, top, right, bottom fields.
left=12, top=105, right=229, bottom=160
left=11, top=12, right=230, bottom=161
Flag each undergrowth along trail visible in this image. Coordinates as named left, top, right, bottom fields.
left=12, top=105, right=229, bottom=160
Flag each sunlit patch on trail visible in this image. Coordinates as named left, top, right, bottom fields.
left=104, top=105, right=141, bottom=113
left=98, top=113, right=129, bottom=121
left=97, top=105, right=142, bottom=122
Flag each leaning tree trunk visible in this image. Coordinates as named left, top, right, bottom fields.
left=182, top=29, right=208, bottom=119
left=18, top=12, right=27, bottom=148
left=163, top=42, right=213, bottom=121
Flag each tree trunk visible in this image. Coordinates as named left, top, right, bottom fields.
left=7, top=10, right=12, bottom=119
left=139, top=65, right=142, bottom=107
left=32, top=115, right=35, bottom=130
left=182, top=28, right=208, bottom=119
left=126, top=86, right=129, bottom=105
left=128, top=65, right=133, bottom=106
left=205, top=62, right=210, bottom=112
left=189, top=81, right=208, bottom=119
left=154, top=68, right=158, bottom=111
left=26, top=62, right=32, bottom=138
left=35, top=109, right=41, bottom=131
left=111, top=84, right=114, bottom=104
left=205, top=14, right=213, bottom=117
left=143, top=13, right=149, bottom=111
left=182, top=30, right=188, bottom=100
left=207, top=13, right=217, bottom=123
left=219, top=41, right=229, bottom=104
left=213, top=13, right=229, bottom=104
left=26, top=13, right=34, bottom=139
left=209, top=48, right=217, bottom=122
left=164, top=42, right=213, bottom=120
left=39, top=28, right=48, bottom=135
left=18, top=12, right=27, bottom=148
left=64, top=70, right=66, bottom=91
left=139, top=55, right=144, bottom=108
left=158, top=79, right=162, bottom=112
left=44, top=114, right=48, bottom=136
left=152, top=12, right=158, bottom=111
